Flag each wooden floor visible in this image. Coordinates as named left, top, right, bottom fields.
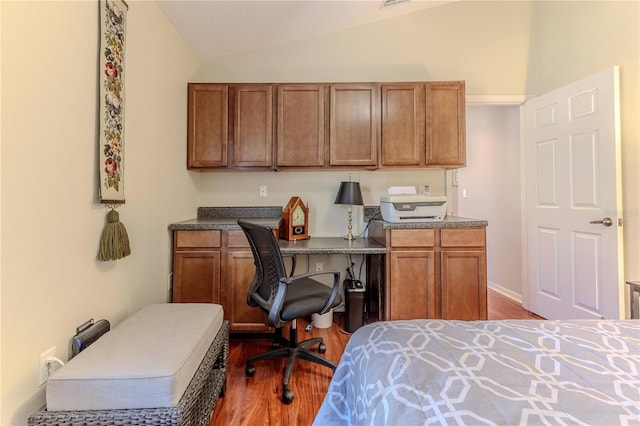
left=209, top=289, right=542, bottom=426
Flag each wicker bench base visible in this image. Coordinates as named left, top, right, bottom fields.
left=28, top=320, right=229, bottom=426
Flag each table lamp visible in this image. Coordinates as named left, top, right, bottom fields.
left=334, top=181, right=364, bottom=240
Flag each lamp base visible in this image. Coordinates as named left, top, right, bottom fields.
left=344, top=234, right=357, bottom=241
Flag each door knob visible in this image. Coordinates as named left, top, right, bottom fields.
left=589, top=217, right=613, bottom=227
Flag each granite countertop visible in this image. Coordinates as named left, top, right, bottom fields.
left=169, top=217, right=281, bottom=231
left=169, top=206, right=487, bottom=232
left=368, top=216, right=488, bottom=229
left=169, top=206, right=282, bottom=231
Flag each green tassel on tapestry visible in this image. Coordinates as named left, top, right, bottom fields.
left=98, top=208, right=131, bottom=261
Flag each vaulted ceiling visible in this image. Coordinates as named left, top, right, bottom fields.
left=157, top=0, right=455, bottom=61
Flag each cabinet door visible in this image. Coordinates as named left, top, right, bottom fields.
left=440, top=250, right=487, bottom=320
left=277, top=84, right=326, bottom=167
left=225, top=250, right=270, bottom=332
left=389, top=250, right=436, bottom=320
left=173, top=250, right=221, bottom=303
left=187, top=84, right=228, bottom=168
left=330, top=84, right=378, bottom=167
left=233, top=84, right=274, bottom=168
left=381, top=83, right=425, bottom=167
left=426, top=81, right=465, bottom=167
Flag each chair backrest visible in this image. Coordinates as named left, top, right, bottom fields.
left=237, top=221, right=288, bottom=314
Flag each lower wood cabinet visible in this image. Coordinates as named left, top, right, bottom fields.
left=173, top=230, right=221, bottom=304
left=370, top=224, right=487, bottom=321
left=441, top=250, right=487, bottom=320
left=224, top=232, right=270, bottom=332
left=173, top=250, right=221, bottom=303
left=389, top=250, right=435, bottom=319
left=172, top=229, right=270, bottom=332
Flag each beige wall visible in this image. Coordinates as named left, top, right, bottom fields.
left=0, top=1, right=199, bottom=423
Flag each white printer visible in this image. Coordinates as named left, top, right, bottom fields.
left=380, top=194, right=447, bottom=223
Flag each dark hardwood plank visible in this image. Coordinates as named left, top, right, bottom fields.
left=209, top=288, right=540, bottom=426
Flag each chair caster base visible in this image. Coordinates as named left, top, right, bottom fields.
left=318, top=343, right=326, bottom=354
left=246, top=365, right=255, bottom=377
left=282, top=388, right=294, bottom=404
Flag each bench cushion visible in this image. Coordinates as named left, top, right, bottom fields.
left=46, top=303, right=224, bottom=411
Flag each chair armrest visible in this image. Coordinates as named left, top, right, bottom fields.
left=282, top=254, right=297, bottom=277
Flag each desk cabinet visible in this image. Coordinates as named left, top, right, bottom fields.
left=370, top=225, right=487, bottom=320
left=173, top=231, right=221, bottom=303
left=172, top=229, right=270, bottom=332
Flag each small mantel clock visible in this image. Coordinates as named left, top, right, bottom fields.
left=280, top=196, right=310, bottom=241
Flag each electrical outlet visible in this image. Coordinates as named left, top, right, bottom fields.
left=259, top=185, right=267, bottom=198
left=315, top=262, right=323, bottom=272
left=39, top=347, right=56, bottom=386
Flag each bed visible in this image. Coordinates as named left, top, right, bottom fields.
left=314, top=319, right=640, bottom=425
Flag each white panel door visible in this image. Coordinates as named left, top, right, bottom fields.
left=524, top=67, right=624, bottom=319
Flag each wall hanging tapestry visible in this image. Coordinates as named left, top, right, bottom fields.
left=98, top=0, right=130, bottom=261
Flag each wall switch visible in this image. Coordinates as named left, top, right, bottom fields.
left=259, top=185, right=267, bottom=198
left=38, top=347, right=56, bottom=386
left=463, top=189, right=468, bottom=199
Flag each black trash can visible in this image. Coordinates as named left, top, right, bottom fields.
left=344, top=279, right=366, bottom=333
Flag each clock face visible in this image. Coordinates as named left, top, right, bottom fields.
left=292, top=205, right=305, bottom=226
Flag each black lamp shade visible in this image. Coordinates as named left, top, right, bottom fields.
left=334, top=181, right=364, bottom=205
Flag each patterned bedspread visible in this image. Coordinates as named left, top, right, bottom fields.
left=314, top=320, right=640, bottom=426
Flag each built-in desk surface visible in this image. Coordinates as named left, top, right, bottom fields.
left=278, top=237, right=386, bottom=255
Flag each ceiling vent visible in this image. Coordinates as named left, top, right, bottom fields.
left=380, top=0, right=410, bottom=9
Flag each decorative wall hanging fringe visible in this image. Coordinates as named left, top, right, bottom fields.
left=98, top=207, right=131, bottom=261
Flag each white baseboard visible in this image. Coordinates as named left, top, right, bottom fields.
left=488, top=281, right=523, bottom=304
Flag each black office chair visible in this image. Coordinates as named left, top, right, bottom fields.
left=238, top=220, right=342, bottom=404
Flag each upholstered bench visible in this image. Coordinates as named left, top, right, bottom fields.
left=28, top=303, right=229, bottom=426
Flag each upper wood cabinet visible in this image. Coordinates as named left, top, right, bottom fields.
left=380, top=83, right=425, bottom=167
left=187, top=80, right=465, bottom=170
left=329, top=83, right=378, bottom=167
left=232, top=84, right=274, bottom=168
left=276, top=84, right=326, bottom=167
left=187, top=83, right=275, bottom=170
left=426, top=81, right=466, bottom=168
left=187, top=84, right=228, bottom=168
left=380, top=81, right=466, bottom=168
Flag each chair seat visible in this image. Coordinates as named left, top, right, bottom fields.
left=280, top=278, right=343, bottom=322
